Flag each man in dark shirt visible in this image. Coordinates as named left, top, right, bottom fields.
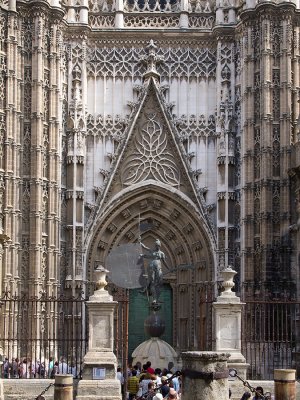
left=160, top=376, right=170, bottom=398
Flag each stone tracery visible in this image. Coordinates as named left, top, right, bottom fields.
left=121, top=113, right=180, bottom=186
left=86, top=45, right=216, bottom=79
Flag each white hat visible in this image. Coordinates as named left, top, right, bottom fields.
left=153, top=394, right=163, bottom=400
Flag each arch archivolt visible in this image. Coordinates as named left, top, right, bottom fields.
left=86, top=181, right=216, bottom=286
left=85, top=181, right=216, bottom=351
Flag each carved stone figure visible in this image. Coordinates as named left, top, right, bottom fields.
left=139, top=238, right=168, bottom=304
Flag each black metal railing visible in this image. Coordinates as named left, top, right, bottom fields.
left=1, top=284, right=299, bottom=382
left=0, top=291, right=88, bottom=379
left=242, top=297, right=299, bottom=379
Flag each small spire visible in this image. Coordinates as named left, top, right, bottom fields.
left=140, top=40, right=164, bottom=81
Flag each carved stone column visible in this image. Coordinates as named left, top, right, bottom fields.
left=65, top=39, right=87, bottom=294
left=179, top=0, right=189, bottom=29
left=3, top=4, right=22, bottom=294
left=181, top=351, right=230, bottom=400
left=214, top=29, right=236, bottom=273
left=239, top=3, right=298, bottom=296
left=115, top=0, right=124, bottom=28
left=77, top=266, right=121, bottom=400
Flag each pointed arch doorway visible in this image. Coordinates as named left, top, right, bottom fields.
left=86, top=182, right=216, bottom=365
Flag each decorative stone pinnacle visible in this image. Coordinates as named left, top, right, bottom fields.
left=140, top=40, right=164, bottom=81
left=94, top=265, right=109, bottom=291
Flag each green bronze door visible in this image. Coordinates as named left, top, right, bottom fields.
left=128, top=284, right=173, bottom=359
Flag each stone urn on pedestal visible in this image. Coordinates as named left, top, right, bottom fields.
left=213, top=266, right=249, bottom=399
left=76, top=265, right=122, bottom=400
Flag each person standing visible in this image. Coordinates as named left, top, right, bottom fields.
left=127, top=369, right=139, bottom=400
left=58, top=357, right=68, bottom=374
left=167, top=388, right=179, bottom=399
left=145, top=381, right=156, bottom=400
left=160, top=376, right=170, bottom=398
left=3, top=358, right=10, bottom=378
left=48, top=356, right=54, bottom=378
left=140, top=372, right=153, bottom=396
left=172, top=374, right=180, bottom=393
left=146, top=361, right=155, bottom=375
left=252, top=386, right=264, bottom=400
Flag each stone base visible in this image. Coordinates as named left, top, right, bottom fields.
left=0, top=379, right=4, bottom=400
left=82, top=351, right=117, bottom=380
left=76, top=379, right=121, bottom=400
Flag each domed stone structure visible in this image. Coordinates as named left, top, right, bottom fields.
left=131, top=337, right=180, bottom=371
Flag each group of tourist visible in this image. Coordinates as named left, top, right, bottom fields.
left=2, top=356, right=79, bottom=379
left=117, top=361, right=181, bottom=400
left=3, top=356, right=270, bottom=399
left=118, top=362, right=271, bottom=400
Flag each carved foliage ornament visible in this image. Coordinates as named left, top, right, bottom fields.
left=121, top=112, right=180, bottom=186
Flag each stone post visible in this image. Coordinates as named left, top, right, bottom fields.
left=213, top=267, right=249, bottom=397
left=54, top=374, right=73, bottom=400
left=80, top=0, right=89, bottom=24
left=76, top=266, right=121, bottom=400
left=181, top=351, right=230, bottom=400
left=274, top=369, right=296, bottom=400
left=179, top=0, right=189, bottom=29
left=0, top=367, right=3, bottom=400
left=115, top=0, right=124, bottom=28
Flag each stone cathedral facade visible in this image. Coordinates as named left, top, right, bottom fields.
left=1, top=0, right=300, bottom=355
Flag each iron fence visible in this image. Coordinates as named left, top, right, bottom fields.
left=1, top=286, right=300, bottom=382
left=198, top=282, right=216, bottom=351
left=0, top=291, right=88, bottom=379
left=242, top=299, right=300, bottom=379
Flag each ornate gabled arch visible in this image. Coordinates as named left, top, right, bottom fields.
left=86, top=180, right=216, bottom=285
left=85, top=180, right=216, bottom=353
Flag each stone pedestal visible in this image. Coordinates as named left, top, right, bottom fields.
left=181, top=351, right=230, bottom=400
left=77, top=266, right=121, bottom=400
left=213, top=267, right=249, bottom=398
